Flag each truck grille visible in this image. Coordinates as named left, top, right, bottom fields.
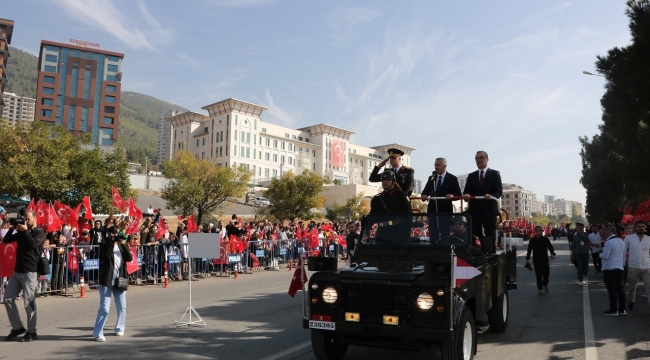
left=341, top=283, right=411, bottom=315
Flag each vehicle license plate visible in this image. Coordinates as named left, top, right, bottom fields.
left=309, top=320, right=335, bottom=330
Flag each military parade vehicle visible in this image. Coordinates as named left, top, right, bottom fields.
left=302, top=197, right=518, bottom=360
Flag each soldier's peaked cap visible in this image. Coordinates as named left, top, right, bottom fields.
left=387, top=148, right=404, bottom=158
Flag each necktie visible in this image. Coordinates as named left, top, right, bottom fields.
left=479, top=170, right=484, bottom=187
left=436, top=175, right=442, bottom=191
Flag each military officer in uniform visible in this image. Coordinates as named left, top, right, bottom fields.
left=370, top=170, right=413, bottom=214
left=369, top=148, right=415, bottom=196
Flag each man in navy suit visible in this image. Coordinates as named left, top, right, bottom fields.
left=421, top=158, right=462, bottom=241
left=463, top=151, right=503, bottom=253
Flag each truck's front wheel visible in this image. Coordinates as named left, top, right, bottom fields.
left=488, top=290, right=509, bottom=333
left=441, top=306, right=475, bottom=360
left=311, top=329, right=349, bottom=360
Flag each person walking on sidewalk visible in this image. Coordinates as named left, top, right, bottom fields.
left=588, top=224, right=603, bottom=277
left=2, top=209, right=46, bottom=342
left=624, top=221, right=650, bottom=311
left=570, top=223, right=591, bottom=284
left=599, top=223, right=627, bottom=316
left=525, top=226, right=556, bottom=295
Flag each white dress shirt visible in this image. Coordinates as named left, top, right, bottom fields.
left=600, top=235, right=626, bottom=271
left=624, top=233, right=650, bottom=269
left=588, top=232, right=601, bottom=253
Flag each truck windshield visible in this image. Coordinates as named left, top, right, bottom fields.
left=360, top=213, right=471, bottom=247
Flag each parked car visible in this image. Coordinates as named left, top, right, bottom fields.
left=254, top=197, right=270, bottom=206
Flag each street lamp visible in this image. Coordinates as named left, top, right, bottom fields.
left=582, top=70, right=605, bottom=77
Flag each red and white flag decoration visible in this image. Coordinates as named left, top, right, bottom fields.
left=82, top=196, right=93, bottom=220
left=111, top=186, right=129, bottom=213
left=288, top=259, right=308, bottom=298
left=452, top=256, right=481, bottom=288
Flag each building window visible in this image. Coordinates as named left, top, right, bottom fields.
left=312, top=150, right=316, bottom=157
left=235, top=130, right=237, bottom=140
left=105, top=95, right=116, bottom=103
left=285, top=133, right=289, bottom=138
left=241, top=146, right=245, bottom=157
left=42, top=98, right=53, bottom=106
left=234, top=146, right=237, bottom=156
left=45, top=54, right=57, bottom=62
left=305, top=138, right=310, bottom=143
left=103, top=117, right=114, bottom=125
left=196, top=139, right=199, bottom=147
left=106, top=75, right=118, bottom=82
left=246, top=132, right=250, bottom=144
left=281, top=142, right=285, bottom=150
left=262, top=128, right=266, bottom=133
left=41, top=109, right=52, bottom=117
left=104, top=106, right=115, bottom=113
left=106, top=85, right=117, bottom=93
left=43, top=76, right=55, bottom=84
left=313, top=163, right=316, bottom=171
left=108, top=55, right=120, bottom=62
left=43, top=87, right=55, bottom=95
left=45, top=45, right=59, bottom=51
left=273, top=154, right=278, bottom=163
left=246, top=147, right=250, bottom=158
left=202, top=138, right=206, bottom=146
left=292, top=135, right=297, bottom=139
left=241, top=132, right=245, bottom=142
left=107, top=64, right=118, bottom=73
left=273, top=169, right=278, bottom=177
left=266, top=138, right=270, bottom=146
left=273, top=140, right=278, bottom=148
left=289, top=143, right=293, bottom=151
left=44, top=65, right=57, bottom=73
left=281, top=155, right=285, bottom=164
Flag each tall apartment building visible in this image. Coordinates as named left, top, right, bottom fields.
left=157, top=110, right=180, bottom=165
left=1, top=92, right=35, bottom=125
left=0, top=18, right=14, bottom=114
left=501, top=183, right=535, bottom=218
left=163, top=98, right=415, bottom=187
left=35, top=40, right=124, bottom=149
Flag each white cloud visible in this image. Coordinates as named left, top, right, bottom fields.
left=56, top=0, right=173, bottom=51
left=262, top=89, right=299, bottom=128
left=205, top=0, right=277, bottom=8
left=324, top=6, right=381, bottom=45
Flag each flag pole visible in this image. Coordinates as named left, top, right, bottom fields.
left=449, top=245, right=455, bottom=331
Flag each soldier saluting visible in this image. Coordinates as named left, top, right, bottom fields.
left=369, top=148, right=415, bottom=196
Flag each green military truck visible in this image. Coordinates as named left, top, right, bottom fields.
left=303, top=210, right=517, bottom=360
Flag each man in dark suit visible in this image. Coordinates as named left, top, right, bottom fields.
left=463, top=151, right=503, bottom=253
left=421, top=158, right=462, bottom=240
left=369, top=148, right=415, bottom=196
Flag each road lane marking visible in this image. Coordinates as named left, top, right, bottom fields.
left=583, top=283, right=598, bottom=360
left=258, top=340, right=311, bottom=360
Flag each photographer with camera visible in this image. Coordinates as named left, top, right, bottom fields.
left=92, top=217, right=133, bottom=342
left=526, top=225, right=556, bottom=295
left=2, top=209, right=46, bottom=342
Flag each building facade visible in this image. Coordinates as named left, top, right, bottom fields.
left=501, top=183, right=535, bottom=218
left=0, top=18, right=14, bottom=114
left=1, top=92, right=35, bottom=125
left=163, top=98, right=415, bottom=188
left=35, top=40, right=124, bottom=149
left=157, top=110, right=180, bottom=165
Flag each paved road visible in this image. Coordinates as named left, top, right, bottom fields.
left=1, top=240, right=649, bottom=359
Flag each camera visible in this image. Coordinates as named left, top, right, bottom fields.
left=9, top=208, right=27, bottom=227
left=524, top=262, right=533, bottom=271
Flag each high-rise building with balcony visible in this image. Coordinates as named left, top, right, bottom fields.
left=0, top=18, right=14, bottom=114
left=35, top=39, right=124, bottom=149
left=2, top=92, right=35, bottom=126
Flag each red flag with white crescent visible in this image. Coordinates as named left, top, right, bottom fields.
left=47, top=203, right=62, bottom=233
left=126, top=247, right=140, bottom=274
left=82, top=196, right=93, bottom=220
left=452, top=256, right=481, bottom=288
left=53, top=201, right=71, bottom=225
left=26, top=199, right=36, bottom=212
left=128, top=197, right=143, bottom=219
left=288, top=259, right=308, bottom=297
left=187, top=215, right=198, bottom=233
left=309, top=228, right=319, bottom=249
left=111, top=186, right=129, bottom=213
left=0, top=242, right=17, bottom=277
left=35, top=201, right=49, bottom=229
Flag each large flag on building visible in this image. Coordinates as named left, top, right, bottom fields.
left=331, top=139, right=345, bottom=168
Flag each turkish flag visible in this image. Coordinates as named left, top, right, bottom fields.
left=26, top=199, right=36, bottom=211
left=321, top=224, right=331, bottom=232
left=249, top=253, right=260, bottom=267
left=156, top=216, right=166, bottom=240
left=288, top=260, right=308, bottom=297
left=111, top=186, right=129, bottom=213
left=128, top=197, right=142, bottom=218
left=47, top=203, right=62, bottom=233
left=452, top=256, right=481, bottom=288
left=309, top=228, right=319, bottom=249
left=187, top=215, right=198, bottom=233
left=336, top=235, right=347, bottom=248
left=67, top=249, right=79, bottom=276
left=126, top=247, right=140, bottom=275
left=331, top=139, right=345, bottom=168
left=82, top=196, right=93, bottom=220
left=0, top=241, right=17, bottom=277
left=53, top=201, right=72, bottom=225
left=213, top=244, right=229, bottom=265
left=35, top=201, right=49, bottom=229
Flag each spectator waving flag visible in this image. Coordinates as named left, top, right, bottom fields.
left=35, top=200, right=49, bottom=229
left=47, top=203, right=62, bottom=233
left=26, top=198, right=36, bottom=212
left=451, top=255, right=481, bottom=288
left=82, top=196, right=93, bottom=220
left=288, top=259, right=308, bottom=297
left=126, top=197, right=143, bottom=235
left=187, top=215, right=198, bottom=233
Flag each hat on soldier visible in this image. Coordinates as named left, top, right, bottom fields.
left=387, top=148, right=404, bottom=158
left=380, top=170, right=396, bottom=181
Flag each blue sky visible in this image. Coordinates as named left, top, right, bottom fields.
left=7, top=0, right=631, bottom=208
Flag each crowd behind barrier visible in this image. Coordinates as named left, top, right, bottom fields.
left=0, top=214, right=353, bottom=301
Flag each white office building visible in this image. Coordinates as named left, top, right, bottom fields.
left=157, top=110, right=180, bottom=166
left=1, top=92, right=35, bottom=126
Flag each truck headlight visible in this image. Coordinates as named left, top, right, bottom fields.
left=417, top=293, right=434, bottom=310
left=322, top=287, right=338, bottom=303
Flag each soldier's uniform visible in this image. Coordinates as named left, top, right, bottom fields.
left=370, top=188, right=412, bottom=214
left=368, top=148, right=415, bottom=196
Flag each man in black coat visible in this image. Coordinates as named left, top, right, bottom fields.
left=367, top=171, right=412, bottom=244
left=369, top=148, right=415, bottom=197
left=463, top=151, right=503, bottom=253
left=421, top=157, right=462, bottom=240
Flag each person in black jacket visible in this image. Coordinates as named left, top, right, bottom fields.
left=2, top=209, right=46, bottom=342
left=525, top=226, right=556, bottom=295
left=92, top=221, right=133, bottom=342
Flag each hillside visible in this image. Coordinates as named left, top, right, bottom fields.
left=3, top=46, right=189, bottom=165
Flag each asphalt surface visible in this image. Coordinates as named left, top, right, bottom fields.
left=0, top=239, right=648, bottom=360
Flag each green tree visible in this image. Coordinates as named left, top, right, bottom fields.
left=0, top=121, right=132, bottom=212
left=264, top=171, right=325, bottom=222
left=580, top=0, right=650, bottom=223
left=325, top=192, right=370, bottom=222
left=161, top=150, right=251, bottom=224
